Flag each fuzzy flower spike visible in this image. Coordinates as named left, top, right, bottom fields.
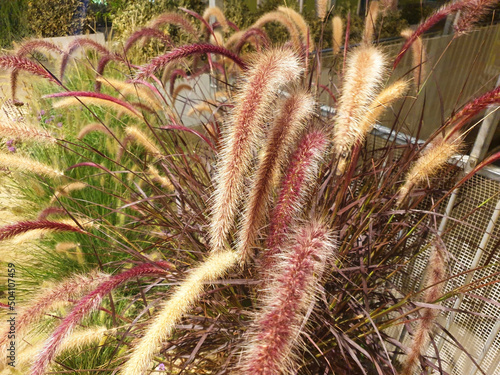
left=209, top=48, right=303, bottom=254
left=332, top=45, right=386, bottom=173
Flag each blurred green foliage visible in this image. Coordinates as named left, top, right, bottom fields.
left=0, top=0, right=30, bottom=48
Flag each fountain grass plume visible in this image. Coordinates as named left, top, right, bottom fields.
left=37, top=207, right=67, bottom=220
left=236, top=91, right=314, bottom=263
left=0, top=120, right=55, bottom=143
left=401, top=28, right=427, bottom=89
left=17, top=326, right=112, bottom=370
left=232, top=28, right=271, bottom=53
left=363, top=1, right=380, bottom=44
left=455, top=0, right=500, bottom=34
left=397, top=132, right=463, bottom=205
left=136, top=44, right=247, bottom=80
left=77, top=123, right=112, bottom=140
left=60, top=38, right=115, bottom=80
left=50, top=182, right=87, bottom=203
left=30, top=261, right=173, bottom=375
left=148, top=12, right=198, bottom=36
left=278, top=6, right=312, bottom=51
left=171, top=83, right=192, bottom=102
left=16, top=40, right=64, bottom=58
left=252, top=12, right=303, bottom=52
left=351, top=79, right=409, bottom=146
left=0, top=56, right=57, bottom=83
left=402, top=241, right=447, bottom=375
left=0, top=220, right=84, bottom=241
left=394, top=0, right=467, bottom=67
left=119, top=250, right=238, bottom=375
left=332, top=16, right=344, bottom=55
left=316, top=0, right=328, bottom=20
left=0, top=270, right=106, bottom=353
left=147, top=165, right=174, bottom=191
left=332, top=46, right=386, bottom=165
left=46, top=91, right=143, bottom=119
left=203, top=6, right=229, bottom=32
left=96, top=77, right=163, bottom=111
left=209, top=48, right=302, bottom=253
left=125, top=126, right=162, bottom=155
left=123, top=28, right=173, bottom=55
left=0, top=153, right=63, bottom=178
left=240, top=221, right=334, bottom=374
left=447, top=85, right=500, bottom=135
left=263, top=130, right=329, bottom=272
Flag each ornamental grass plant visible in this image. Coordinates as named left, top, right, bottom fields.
left=0, top=1, right=500, bottom=374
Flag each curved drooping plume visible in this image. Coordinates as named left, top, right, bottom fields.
left=0, top=56, right=57, bottom=83
left=397, top=132, right=463, bottom=204
left=46, top=91, right=143, bottom=119
left=332, top=16, right=344, bottom=55
left=252, top=12, right=303, bottom=52
left=119, top=250, right=239, bottom=375
left=10, top=40, right=64, bottom=103
left=0, top=271, right=106, bottom=353
left=148, top=12, right=198, bottom=36
left=277, top=6, right=312, bottom=51
left=203, top=6, right=229, bottom=32
left=455, top=0, right=500, bottom=34
left=400, top=28, right=428, bottom=89
left=123, top=27, right=173, bottom=55
left=0, top=153, right=63, bottom=178
left=236, top=91, right=314, bottom=263
left=60, top=38, right=117, bottom=80
left=332, top=46, right=386, bottom=167
left=402, top=241, right=447, bottom=375
left=263, top=130, right=329, bottom=272
left=136, top=43, right=247, bottom=80
left=225, top=28, right=270, bottom=53
left=393, top=0, right=467, bottom=67
left=209, top=48, right=302, bottom=253
left=0, top=220, right=83, bottom=241
left=240, top=221, right=335, bottom=374
left=30, top=261, right=173, bottom=375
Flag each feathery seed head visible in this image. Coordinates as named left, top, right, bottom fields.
left=0, top=153, right=63, bottom=178
left=263, top=130, right=329, bottom=271
left=333, top=46, right=386, bottom=161
left=397, top=133, right=463, bottom=204
left=240, top=221, right=335, bottom=374
left=236, top=91, right=315, bottom=263
left=209, top=48, right=302, bottom=253
left=316, top=0, right=328, bottom=20
left=332, top=16, right=344, bottom=55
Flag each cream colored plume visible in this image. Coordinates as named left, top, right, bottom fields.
left=333, top=46, right=386, bottom=168
left=316, top=0, right=328, bottom=20
left=252, top=12, right=302, bottom=51
left=203, top=6, right=229, bottom=32
left=52, top=97, right=143, bottom=119
left=119, top=250, right=238, bottom=375
left=332, top=16, right=344, bottom=55
left=401, top=28, right=428, bottom=89
left=0, top=153, right=63, bottom=178
left=278, top=6, right=313, bottom=51
left=96, top=77, right=163, bottom=111
left=397, top=133, right=463, bottom=204
left=125, top=126, right=162, bottom=156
